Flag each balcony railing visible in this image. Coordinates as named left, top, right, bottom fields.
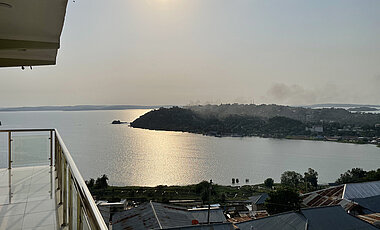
left=0, top=129, right=108, bottom=230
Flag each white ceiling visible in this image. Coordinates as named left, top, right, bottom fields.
left=0, top=0, right=68, bottom=67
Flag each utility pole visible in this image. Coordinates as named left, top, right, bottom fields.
left=207, top=179, right=212, bottom=224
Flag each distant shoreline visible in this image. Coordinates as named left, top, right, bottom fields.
left=130, top=106, right=380, bottom=146
left=1, top=103, right=379, bottom=112
left=0, top=105, right=170, bottom=112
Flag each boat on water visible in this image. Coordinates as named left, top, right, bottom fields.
left=111, top=120, right=128, bottom=124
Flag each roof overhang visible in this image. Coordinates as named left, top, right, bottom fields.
left=0, top=0, right=68, bottom=67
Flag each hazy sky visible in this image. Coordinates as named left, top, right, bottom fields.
left=1, top=0, right=379, bottom=107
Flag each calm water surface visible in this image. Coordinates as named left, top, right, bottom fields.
left=0, top=109, right=379, bottom=186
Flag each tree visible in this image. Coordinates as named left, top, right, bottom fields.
left=336, top=168, right=367, bottom=184
left=265, top=187, right=301, bottom=214
left=281, top=171, right=303, bottom=188
left=195, top=180, right=217, bottom=204
left=264, top=178, right=274, bottom=188
left=220, top=193, right=227, bottom=203
left=304, top=168, right=318, bottom=188
left=95, top=174, right=109, bottom=189
left=86, top=178, right=95, bottom=188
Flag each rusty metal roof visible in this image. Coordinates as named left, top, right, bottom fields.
left=227, top=216, right=252, bottom=224
left=358, top=213, right=380, bottom=225
left=301, top=185, right=351, bottom=210
left=302, top=180, right=380, bottom=212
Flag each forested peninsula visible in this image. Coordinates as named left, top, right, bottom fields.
left=130, top=104, right=380, bottom=144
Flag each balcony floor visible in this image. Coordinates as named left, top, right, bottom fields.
left=0, top=165, right=57, bottom=230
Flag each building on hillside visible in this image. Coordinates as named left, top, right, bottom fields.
left=305, top=126, right=324, bottom=133
left=236, top=206, right=378, bottom=230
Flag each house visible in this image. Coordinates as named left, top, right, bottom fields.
left=112, top=201, right=227, bottom=230
left=248, top=193, right=269, bottom=211
left=97, top=200, right=127, bottom=227
left=236, top=206, right=378, bottom=230
left=302, top=180, right=380, bottom=215
left=305, top=126, right=324, bottom=133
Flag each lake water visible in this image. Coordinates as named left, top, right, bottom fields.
left=0, top=109, right=379, bottom=186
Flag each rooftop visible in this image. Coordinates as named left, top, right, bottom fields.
left=302, top=180, right=380, bottom=213
left=236, top=206, right=378, bottom=230
left=344, top=181, right=380, bottom=200
left=112, top=201, right=226, bottom=230
left=248, top=193, right=269, bottom=205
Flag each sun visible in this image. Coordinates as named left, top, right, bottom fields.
left=146, top=0, right=177, bottom=9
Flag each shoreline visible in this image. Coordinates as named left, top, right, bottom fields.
left=131, top=126, right=380, bottom=147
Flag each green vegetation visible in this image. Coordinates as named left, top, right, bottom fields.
left=280, top=171, right=303, bottom=188
left=130, top=105, right=380, bottom=141
left=304, top=168, right=319, bottom=188
left=87, top=167, right=380, bottom=205
left=264, top=178, right=274, bottom=188
left=131, top=107, right=307, bottom=137
left=280, top=168, right=319, bottom=193
left=87, top=177, right=272, bottom=204
left=86, top=174, right=109, bottom=189
left=265, top=187, right=301, bottom=214
left=336, top=168, right=380, bottom=184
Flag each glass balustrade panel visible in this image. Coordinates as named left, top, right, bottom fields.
left=11, top=134, right=50, bottom=167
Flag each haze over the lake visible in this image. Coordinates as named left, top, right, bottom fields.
left=0, top=0, right=379, bottom=107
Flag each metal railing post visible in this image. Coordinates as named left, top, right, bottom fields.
left=68, top=171, right=73, bottom=230
left=0, top=129, right=108, bottom=229
left=50, top=130, right=53, bottom=166
left=8, top=131, right=12, bottom=169
left=58, top=145, right=63, bottom=204
left=77, top=193, right=83, bottom=230
left=62, top=158, right=68, bottom=227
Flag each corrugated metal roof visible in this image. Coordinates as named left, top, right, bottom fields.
left=236, top=206, right=379, bottom=230
left=188, top=209, right=226, bottom=224
left=112, top=202, right=226, bottom=230
left=358, top=213, right=380, bottom=225
left=248, top=193, right=269, bottom=205
left=352, top=195, right=380, bottom=213
left=227, top=216, right=252, bottom=224
left=112, top=203, right=161, bottom=230
left=236, top=212, right=307, bottom=230
left=162, top=223, right=235, bottom=230
left=302, top=206, right=378, bottom=230
left=301, top=185, right=347, bottom=209
left=344, top=181, right=380, bottom=200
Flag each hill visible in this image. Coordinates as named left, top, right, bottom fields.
left=131, top=105, right=380, bottom=139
